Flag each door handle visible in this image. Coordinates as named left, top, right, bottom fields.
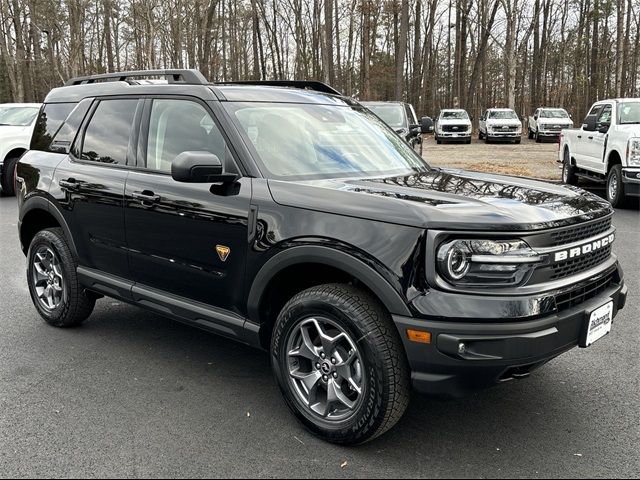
left=131, top=191, right=161, bottom=204
left=59, top=178, right=80, bottom=191
left=588, top=136, right=594, bottom=140
left=577, top=135, right=582, bottom=139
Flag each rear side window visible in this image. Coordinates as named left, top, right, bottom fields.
left=30, top=103, right=76, bottom=151
left=81, top=99, right=137, bottom=165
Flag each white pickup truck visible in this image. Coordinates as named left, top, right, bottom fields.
left=528, top=107, right=573, bottom=142
left=559, top=99, right=640, bottom=207
left=0, top=103, right=41, bottom=196
left=478, top=108, right=522, bottom=144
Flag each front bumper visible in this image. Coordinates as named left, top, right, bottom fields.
left=623, top=168, right=640, bottom=197
left=393, top=267, right=627, bottom=398
left=438, top=131, right=471, bottom=139
left=487, top=131, right=521, bottom=138
left=537, top=130, right=563, bottom=137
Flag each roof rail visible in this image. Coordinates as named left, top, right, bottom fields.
left=217, top=80, right=341, bottom=96
left=64, top=69, right=208, bottom=86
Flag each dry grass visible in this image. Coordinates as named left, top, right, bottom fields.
left=465, top=162, right=535, bottom=178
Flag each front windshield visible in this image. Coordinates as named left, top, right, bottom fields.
left=0, top=106, right=39, bottom=126
left=489, top=110, right=518, bottom=120
left=540, top=109, right=569, bottom=119
left=363, top=104, right=406, bottom=128
left=619, top=102, right=640, bottom=124
left=441, top=111, right=469, bottom=120
left=227, top=103, right=428, bottom=180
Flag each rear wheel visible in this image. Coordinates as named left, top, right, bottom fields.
left=607, top=165, right=627, bottom=208
left=27, top=228, right=95, bottom=327
left=271, top=284, right=410, bottom=445
left=0, top=155, right=19, bottom=196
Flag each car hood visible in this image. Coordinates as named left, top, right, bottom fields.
left=486, top=118, right=522, bottom=126
left=268, top=168, right=612, bottom=231
left=538, top=119, right=573, bottom=125
left=438, top=118, right=471, bottom=125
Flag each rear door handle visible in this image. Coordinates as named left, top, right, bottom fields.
left=59, top=178, right=80, bottom=191
left=588, top=136, right=594, bottom=140
left=131, top=191, right=161, bottom=204
left=577, top=135, right=582, bottom=139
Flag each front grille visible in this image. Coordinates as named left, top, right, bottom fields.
left=442, top=124, right=469, bottom=133
left=491, top=125, right=518, bottom=132
left=550, top=245, right=612, bottom=280
left=549, top=217, right=612, bottom=247
left=554, top=269, right=618, bottom=312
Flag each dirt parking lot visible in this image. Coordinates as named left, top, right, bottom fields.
left=423, top=135, right=562, bottom=181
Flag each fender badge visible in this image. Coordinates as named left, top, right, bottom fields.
left=216, top=245, right=231, bottom=262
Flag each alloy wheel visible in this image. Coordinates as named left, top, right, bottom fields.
left=286, top=317, right=365, bottom=422
left=32, top=246, right=65, bottom=311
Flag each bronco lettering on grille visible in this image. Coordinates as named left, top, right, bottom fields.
left=554, top=233, right=615, bottom=262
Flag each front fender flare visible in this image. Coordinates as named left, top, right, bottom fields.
left=246, top=245, right=412, bottom=323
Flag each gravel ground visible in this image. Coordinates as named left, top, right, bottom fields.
left=424, top=135, right=562, bottom=181
left=0, top=194, right=639, bottom=478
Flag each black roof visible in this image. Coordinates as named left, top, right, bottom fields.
left=47, top=69, right=352, bottom=105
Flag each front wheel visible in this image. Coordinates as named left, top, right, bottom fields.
left=27, top=228, right=96, bottom=327
left=271, top=284, right=410, bottom=445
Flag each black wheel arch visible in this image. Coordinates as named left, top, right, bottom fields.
left=19, top=196, right=77, bottom=258
left=247, top=245, right=412, bottom=347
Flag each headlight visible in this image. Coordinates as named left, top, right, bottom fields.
left=628, top=138, right=640, bottom=166
left=437, top=239, right=544, bottom=287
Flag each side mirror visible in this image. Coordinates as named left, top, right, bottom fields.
left=534, top=115, right=538, bottom=120
left=171, top=151, right=236, bottom=183
left=420, top=116, right=434, bottom=134
left=598, top=123, right=611, bottom=134
left=583, top=114, right=598, bottom=132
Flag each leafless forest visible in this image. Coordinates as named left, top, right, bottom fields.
left=1, top=0, right=640, bottom=121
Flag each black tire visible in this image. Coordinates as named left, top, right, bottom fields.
left=271, top=284, right=410, bottom=445
left=0, top=155, right=19, bottom=196
left=436, top=138, right=442, bottom=145
left=535, top=130, right=541, bottom=143
left=562, top=149, right=578, bottom=186
left=26, top=228, right=95, bottom=327
left=528, top=129, right=534, bottom=140
left=515, top=138, right=521, bottom=144
left=606, top=164, right=627, bottom=208
left=478, top=130, right=484, bottom=140
left=466, top=139, right=471, bottom=144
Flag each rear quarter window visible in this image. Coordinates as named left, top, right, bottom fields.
left=30, top=103, right=77, bottom=152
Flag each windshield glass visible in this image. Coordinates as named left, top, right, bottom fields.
left=0, top=106, right=39, bottom=126
left=619, top=102, right=640, bottom=124
left=227, top=103, right=428, bottom=180
left=488, top=110, right=518, bottom=120
left=363, top=104, right=406, bottom=128
left=441, top=111, right=469, bottom=120
left=540, top=109, right=569, bottom=119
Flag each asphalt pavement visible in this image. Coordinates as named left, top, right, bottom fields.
left=0, top=195, right=638, bottom=478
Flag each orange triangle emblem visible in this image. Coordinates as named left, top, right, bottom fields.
left=216, top=245, right=231, bottom=262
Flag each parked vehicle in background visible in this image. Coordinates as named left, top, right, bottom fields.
left=0, top=103, right=41, bottom=196
left=560, top=99, right=640, bottom=207
left=361, top=101, right=432, bottom=155
left=528, top=108, right=574, bottom=142
left=478, top=108, right=522, bottom=144
left=434, top=109, right=472, bottom=144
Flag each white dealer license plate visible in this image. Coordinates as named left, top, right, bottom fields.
left=583, top=301, right=614, bottom=347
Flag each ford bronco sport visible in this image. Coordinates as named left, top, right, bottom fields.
left=17, top=70, right=627, bottom=445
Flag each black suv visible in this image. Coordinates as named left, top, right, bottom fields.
left=360, top=101, right=432, bottom=155
left=17, top=70, right=627, bottom=445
